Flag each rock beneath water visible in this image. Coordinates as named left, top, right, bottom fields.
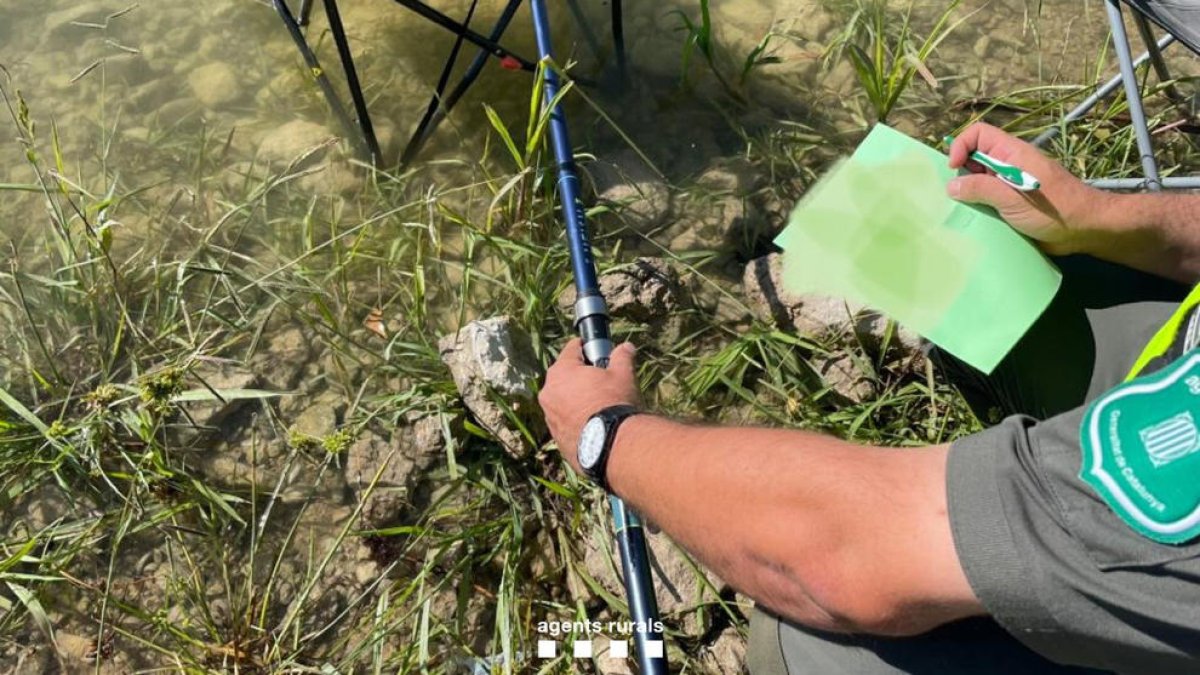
left=258, top=119, right=339, bottom=167
left=9, top=485, right=74, bottom=535
left=43, top=3, right=121, bottom=38
left=289, top=390, right=346, bottom=440
left=184, top=359, right=262, bottom=429
left=573, top=528, right=725, bottom=637
left=588, top=149, right=671, bottom=231
left=345, top=413, right=449, bottom=527
left=253, top=326, right=316, bottom=391
left=559, top=257, right=685, bottom=325
left=741, top=253, right=920, bottom=350
left=187, top=62, right=241, bottom=108
left=661, top=164, right=762, bottom=254
left=438, top=317, right=543, bottom=458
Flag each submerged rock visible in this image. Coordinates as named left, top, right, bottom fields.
left=185, top=360, right=262, bottom=430
left=438, top=316, right=543, bottom=458
left=588, top=149, right=672, bottom=231
left=258, top=119, right=339, bottom=166
left=187, top=62, right=242, bottom=108
left=346, top=413, right=449, bottom=527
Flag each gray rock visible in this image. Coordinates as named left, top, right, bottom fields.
left=289, top=390, right=346, bottom=440
left=345, top=413, right=448, bottom=527
left=438, top=317, right=543, bottom=458
left=742, top=253, right=858, bottom=334
left=811, top=353, right=876, bottom=403
left=185, top=360, right=262, bottom=429
left=574, top=527, right=725, bottom=637
left=559, top=257, right=684, bottom=324
left=254, top=327, right=315, bottom=391
left=742, top=253, right=920, bottom=350
left=187, top=62, right=241, bottom=108
left=697, top=627, right=747, bottom=675
left=258, top=119, right=339, bottom=167
left=589, top=149, right=671, bottom=231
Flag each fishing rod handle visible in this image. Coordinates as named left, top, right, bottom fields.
left=575, top=293, right=613, bottom=367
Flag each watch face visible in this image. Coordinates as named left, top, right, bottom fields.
left=577, top=416, right=607, bottom=470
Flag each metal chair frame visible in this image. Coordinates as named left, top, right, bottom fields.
left=1033, top=0, right=1200, bottom=190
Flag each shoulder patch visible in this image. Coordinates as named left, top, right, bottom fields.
left=1080, top=350, right=1200, bottom=544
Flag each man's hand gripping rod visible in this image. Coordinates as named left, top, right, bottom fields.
left=529, top=1, right=666, bottom=672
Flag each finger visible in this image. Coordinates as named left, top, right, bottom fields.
left=554, top=338, right=585, bottom=367
left=607, top=342, right=638, bottom=374
left=948, top=122, right=1011, bottom=168
left=946, top=173, right=1015, bottom=208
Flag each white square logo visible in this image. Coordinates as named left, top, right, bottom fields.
left=608, top=640, right=629, bottom=659
left=537, top=640, right=557, bottom=659
left=573, top=640, right=593, bottom=658
left=645, top=640, right=664, bottom=659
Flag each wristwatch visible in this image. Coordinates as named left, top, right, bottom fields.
left=577, top=404, right=641, bottom=491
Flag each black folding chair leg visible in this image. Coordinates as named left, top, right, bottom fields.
left=391, top=0, right=536, bottom=72
left=299, top=0, right=314, bottom=26
left=323, top=0, right=382, bottom=164
left=400, top=0, right=525, bottom=165
left=272, top=0, right=372, bottom=161
left=612, top=0, right=628, bottom=80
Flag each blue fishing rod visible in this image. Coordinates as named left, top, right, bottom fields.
left=529, top=2, right=666, bottom=673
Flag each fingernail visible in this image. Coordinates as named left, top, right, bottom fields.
left=946, top=178, right=962, bottom=198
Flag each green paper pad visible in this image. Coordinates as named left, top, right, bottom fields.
left=774, top=124, right=1062, bottom=374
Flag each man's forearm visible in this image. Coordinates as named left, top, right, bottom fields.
left=1084, top=192, right=1200, bottom=283
left=603, top=415, right=977, bottom=634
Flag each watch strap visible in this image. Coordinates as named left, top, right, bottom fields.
left=583, top=404, right=641, bottom=491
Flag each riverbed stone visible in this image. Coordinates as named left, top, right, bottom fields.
left=345, top=413, right=448, bottom=526
left=184, top=360, right=262, bottom=430
left=558, top=257, right=684, bottom=325
left=742, top=253, right=919, bottom=350
left=697, top=626, right=748, bottom=675
left=574, top=527, right=725, bottom=637
left=258, top=119, right=339, bottom=167
left=188, top=62, right=241, bottom=108
left=438, top=316, right=543, bottom=458
left=588, top=149, right=672, bottom=231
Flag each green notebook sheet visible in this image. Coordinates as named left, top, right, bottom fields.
left=774, top=124, right=1062, bottom=374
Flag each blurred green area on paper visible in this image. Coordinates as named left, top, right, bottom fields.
left=774, top=124, right=1062, bottom=373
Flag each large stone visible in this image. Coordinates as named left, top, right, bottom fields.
left=184, top=359, right=262, bottom=429
left=345, top=413, right=449, bottom=527
left=559, top=257, right=684, bottom=325
left=742, top=253, right=920, bottom=350
left=697, top=627, right=747, bottom=675
left=573, top=527, right=725, bottom=637
left=187, top=62, right=241, bottom=108
left=662, top=165, right=763, bottom=254
left=742, top=253, right=858, bottom=335
left=588, top=150, right=672, bottom=231
left=811, top=352, right=876, bottom=403
left=258, top=119, right=339, bottom=167
left=438, top=317, right=543, bottom=458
